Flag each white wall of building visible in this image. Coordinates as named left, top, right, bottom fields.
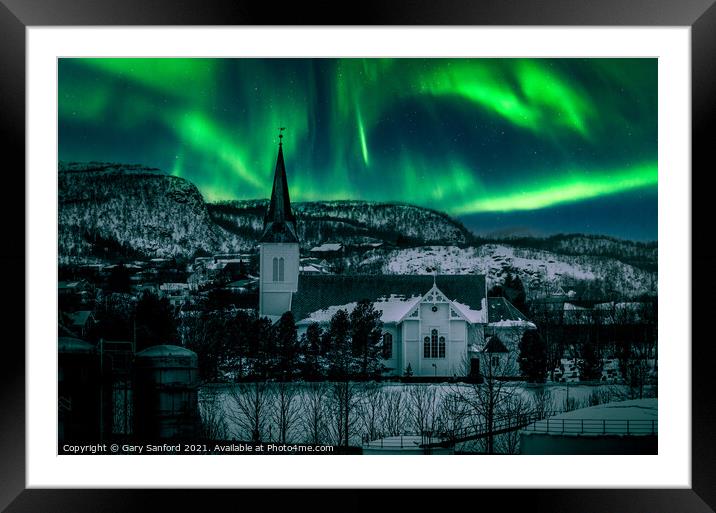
left=259, top=242, right=299, bottom=317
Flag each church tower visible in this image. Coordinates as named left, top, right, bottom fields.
left=259, top=131, right=300, bottom=319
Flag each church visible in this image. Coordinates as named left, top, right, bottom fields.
left=258, top=137, right=534, bottom=378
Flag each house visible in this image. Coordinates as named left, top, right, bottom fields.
left=473, top=297, right=536, bottom=378
left=159, top=282, right=191, bottom=307
left=477, top=335, right=512, bottom=378
left=218, top=261, right=247, bottom=283
left=58, top=280, right=90, bottom=296
left=66, top=310, right=95, bottom=338
left=299, top=257, right=332, bottom=275
left=225, top=278, right=259, bottom=293
left=255, top=137, right=532, bottom=378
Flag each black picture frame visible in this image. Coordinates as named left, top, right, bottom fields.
left=2, top=0, right=714, bottom=511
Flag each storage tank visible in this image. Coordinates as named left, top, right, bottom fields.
left=58, top=337, right=112, bottom=442
left=134, top=345, right=199, bottom=440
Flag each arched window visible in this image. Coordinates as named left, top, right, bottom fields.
left=272, top=257, right=279, bottom=282
left=423, top=331, right=446, bottom=359
left=278, top=257, right=285, bottom=282
left=382, top=333, right=393, bottom=359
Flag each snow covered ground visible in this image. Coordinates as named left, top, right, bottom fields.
left=521, top=398, right=658, bottom=436
left=199, top=381, right=654, bottom=449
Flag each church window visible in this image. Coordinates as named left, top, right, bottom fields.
left=278, top=257, right=285, bottom=282
left=382, top=333, right=393, bottom=358
left=424, top=330, right=446, bottom=359
left=272, top=257, right=279, bottom=282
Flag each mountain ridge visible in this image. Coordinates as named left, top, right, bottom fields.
left=57, top=161, right=657, bottom=297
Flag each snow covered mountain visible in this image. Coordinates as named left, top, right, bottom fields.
left=58, top=162, right=657, bottom=298
left=58, top=162, right=251, bottom=263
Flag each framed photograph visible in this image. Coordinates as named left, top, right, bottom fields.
left=3, top=0, right=714, bottom=511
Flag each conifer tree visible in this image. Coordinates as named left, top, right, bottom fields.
left=349, top=299, right=384, bottom=379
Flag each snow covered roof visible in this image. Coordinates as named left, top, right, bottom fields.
left=452, top=300, right=487, bottom=324
left=487, top=297, right=534, bottom=327
left=68, top=310, right=93, bottom=327
left=564, top=302, right=589, bottom=310
left=226, top=278, right=257, bottom=288
left=58, top=281, right=85, bottom=290
left=297, top=295, right=422, bottom=325
left=310, top=243, right=343, bottom=252
left=291, top=274, right=486, bottom=324
left=299, top=264, right=331, bottom=274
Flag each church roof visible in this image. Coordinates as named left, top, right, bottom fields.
left=296, top=295, right=423, bottom=325
left=260, top=142, right=298, bottom=243
left=487, top=296, right=533, bottom=326
left=291, top=274, right=486, bottom=323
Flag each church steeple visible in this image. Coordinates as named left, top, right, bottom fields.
left=260, top=130, right=298, bottom=243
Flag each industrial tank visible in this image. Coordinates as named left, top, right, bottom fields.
left=58, top=337, right=112, bottom=442
left=133, top=345, right=199, bottom=440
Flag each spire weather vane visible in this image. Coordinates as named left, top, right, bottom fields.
left=278, top=127, right=286, bottom=145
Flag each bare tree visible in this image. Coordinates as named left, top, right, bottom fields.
left=380, top=387, right=407, bottom=437
left=327, top=381, right=363, bottom=449
left=356, top=382, right=385, bottom=442
left=435, top=391, right=470, bottom=440
left=227, top=381, right=271, bottom=442
left=301, top=381, right=330, bottom=444
left=495, top=393, right=531, bottom=454
left=449, top=351, right=520, bottom=454
left=271, top=382, right=301, bottom=444
left=405, top=385, right=441, bottom=437
left=197, top=387, right=229, bottom=441
left=530, top=387, right=556, bottom=419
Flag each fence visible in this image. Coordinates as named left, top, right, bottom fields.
left=522, top=418, right=657, bottom=435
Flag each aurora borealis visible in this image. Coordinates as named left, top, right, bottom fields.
left=58, top=58, right=657, bottom=240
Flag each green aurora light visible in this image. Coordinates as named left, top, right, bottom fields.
left=58, top=58, right=657, bottom=238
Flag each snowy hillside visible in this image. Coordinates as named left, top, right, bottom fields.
left=58, top=162, right=251, bottom=262
left=210, top=200, right=470, bottom=249
left=360, top=244, right=657, bottom=299
left=478, top=234, right=657, bottom=272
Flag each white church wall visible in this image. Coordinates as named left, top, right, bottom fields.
left=262, top=292, right=292, bottom=317
left=400, top=319, right=420, bottom=376
left=259, top=242, right=299, bottom=317
left=404, top=340, right=420, bottom=376
left=380, top=323, right=400, bottom=376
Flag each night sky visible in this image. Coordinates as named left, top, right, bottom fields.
left=58, top=58, right=657, bottom=241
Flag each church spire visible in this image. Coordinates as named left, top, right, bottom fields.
left=260, top=129, right=299, bottom=243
